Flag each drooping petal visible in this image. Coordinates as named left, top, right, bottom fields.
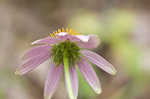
left=16, top=53, right=50, bottom=75
left=23, top=45, right=51, bottom=60
left=44, top=63, right=63, bottom=99
left=77, top=35, right=100, bottom=49
left=69, top=66, right=78, bottom=99
left=31, top=36, right=59, bottom=45
left=81, top=50, right=117, bottom=75
left=78, top=57, right=101, bottom=94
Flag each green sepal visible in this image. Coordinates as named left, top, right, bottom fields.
left=51, top=40, right=81, bottom=67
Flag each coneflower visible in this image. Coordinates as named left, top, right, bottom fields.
left=15, top=28, right=117, bottom=99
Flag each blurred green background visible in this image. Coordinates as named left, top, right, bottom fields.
left=0, top=0, right=150, bottom=99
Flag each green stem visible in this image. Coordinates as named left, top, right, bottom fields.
left=63, top=51, right=74, bottom=99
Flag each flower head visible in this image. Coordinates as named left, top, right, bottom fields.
left=16, top=28, right=117, bottom=99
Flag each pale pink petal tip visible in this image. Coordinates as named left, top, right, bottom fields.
left=95, top=87, right=102, bottom=94
left=81, top=50, right=117, bottom=75
left=15, top=69, right=21, bottom=75
left=110, top=67, right=117, bottom=75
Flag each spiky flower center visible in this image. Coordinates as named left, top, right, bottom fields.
left=49, top=28, right=79, bottom=37
left=51, top=40, right=81, bottom=67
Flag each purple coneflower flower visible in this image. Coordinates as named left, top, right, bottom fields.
left=15, top=28, right=116, bottom=99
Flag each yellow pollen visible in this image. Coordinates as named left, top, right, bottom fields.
left=66, top=28, right=69, bottom=32
left=58, top=29, right=61, bottom=33
left=62, top=27, right=65, bottom=32
left=49, top=28, right=79, bottom=37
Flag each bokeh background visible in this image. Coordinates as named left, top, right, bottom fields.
left=0, top=0, right=150, bottom=99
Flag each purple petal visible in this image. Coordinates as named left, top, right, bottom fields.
left=44, top=64, right=63, bottom=99
left=16, top=53, right=50, bottom=75
left=77, top=35, right=100, bottom=49
left=31, top=36, right=59, bottom=45
left=70, top=66, right=78, bottom=99
left=23, top=45, right=51, bottom=60
left=78, top=57, right=101, bottom=94
left=81, top=50, right=117, bottom=75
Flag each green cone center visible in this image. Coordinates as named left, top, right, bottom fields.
left=51, top=40, right=81, bottom=66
